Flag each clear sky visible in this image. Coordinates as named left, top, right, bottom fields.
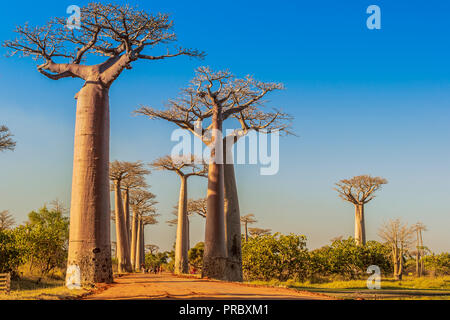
left=0, top=0, right=449, bottom=252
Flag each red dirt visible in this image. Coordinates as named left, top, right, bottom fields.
left=83, top=273, right=334, bottom=300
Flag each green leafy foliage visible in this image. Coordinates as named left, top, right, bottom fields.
left=242, top=234, right=392, bottom=282
left=423, top=253, right=450, bottom=276
left=15, top=206, right=69, bottom=275
left=145, top=252, right=169, bottom=270
left=242, top=233, right=309, bottom=281
left=188, top=242, right=204, bottom=271
left=0, top=229, right=24, bottom=273
left=309, top=238, right=392, bottom=280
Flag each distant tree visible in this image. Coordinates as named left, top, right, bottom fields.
left=49, top=199, right=68, bottom=214
left=145, top=251, right=168, bottom=270
left=335, top=175, right=388, bottom=245
left=151, top=155, right=207, bottom=274
left=423, top=252, right=450, bottom=276
left=378, top=219, right=415, bottom=280
left=167, top=197, right=207, bottom=252
left=240, top=214, right=257, bottom=242
left=248, top=227, right=272, bottom=238
left=330, top=236, right=343, bottom=243
left=121, top=168, right=150, bottom=249
left=110, top=160, right=149, bottom=273
left=412, top=222, right=427, bottom=277
left=141, top=214, right=159, bottom=267
left=0, top=210, right=15, bottom=231
left=0, top=125, right=16, bottom=152
left=188, top=242, right=205, bottom=272
left=129, top=189, right=158, bottom=270
left=111, top=241, right=117, bottom=259
left=145, top=244, right=159, bottom=255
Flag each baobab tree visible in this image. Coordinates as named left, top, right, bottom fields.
left=413, top=222, right=427, bottom=277
left=151, top=155, right=207, bottom=274
left=110, top=161, right=149, bottom=272
left=240, top=214, right=257, bottom=242
left=142, top=213, right=159, bottom=265
left=136, top=67, right=290, bottom=281
left=168, top=197, right=208, bottom=252
left=248, top=227, right=272, bottom=238
left=378, top=219, right=414, bottom=280
left=3, top=3, right=203, bottom=285
left=145, top=244, right=159, bottom=255
left=0, top=210, right=15, bottom=231
left=121, top=168, right=150, bottom=244
left=0, top=126, right=16, bottom=152
left=129, top=189, right=157, bottom=271
left=335, top=175, right=388, bottom=245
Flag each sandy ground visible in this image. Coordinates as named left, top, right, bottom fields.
left=83, top=273, right=333, bottom=300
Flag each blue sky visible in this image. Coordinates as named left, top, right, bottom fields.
left=0, top=0, right=449, bottom=252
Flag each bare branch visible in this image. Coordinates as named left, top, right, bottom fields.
left=0, top=125, right=16, bottom=152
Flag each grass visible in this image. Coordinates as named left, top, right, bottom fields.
left=0, top=276, right=89, bottom=300
left=248, top=276, right=450, bottom=300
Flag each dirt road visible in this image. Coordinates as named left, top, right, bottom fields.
left=84, top=273, right=332, bottom=300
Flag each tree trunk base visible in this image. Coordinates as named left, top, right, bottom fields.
left=202, top=256, right=228, bottom=280
left=66, top=243, right=113, bottom=286
left=174, top=260, right=189, bottom=275
left=225, top=258, right=243, bottom=282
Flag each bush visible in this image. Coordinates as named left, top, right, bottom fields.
left=309, top=238, right=392, bottom=280
left=188, top=242, right=204, bottom=272
left=242, top=233, right=309, bottom=282
left=424, top=253, right=450, bottom=276
left=14, top=206, right=69, bottom=275
left=0, top=229, right=24, bottom=273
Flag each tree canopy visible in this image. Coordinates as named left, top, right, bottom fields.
left=3, top=3, right=203, bottom=85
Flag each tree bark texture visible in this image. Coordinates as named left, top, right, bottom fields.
left=114, top=181, right=132, bottom=273
left=354, top=204, right=366, bottom=245
left=135, top=218, right=142, bottom=271
left=123, top=189, right=131, bottom=248
left=130, top=209, right=138, bottom=270
left=203, top=107, right=227, bottom=280
left=175, top=176, right=189, bottom=274
left=66, top=82, right=113, bottom=285
left=223, top=145, right=243, bottom=282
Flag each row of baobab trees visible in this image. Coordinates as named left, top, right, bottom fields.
left=1, top=3, right=429, bottom=285
left=2, top=3, right=292, bottom=284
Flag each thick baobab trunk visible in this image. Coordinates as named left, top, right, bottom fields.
left=175, top=176, right=189, bottom=274
left=419, top=231, right=425, bottom=275
left=393, top=247, right=403, bottom=280
left=140, top=220, right=145, bottom=267
left=415, top=232, right=421, bottom=277
left=354, top=204, right=366, bottom=245
left=135, top=218, right=142, bottom=271
left=186, top=216, right=190, bottom=252
left=130, top=209, right=138, bottom=270
left=123, top=189, right=131, bottom=246
left=223, top=145, right=243, bottom=282
left=66, top=82, right=113, bottom=286
left=203, top=108, right=227, bottom=280
left=114, top=181, right=132, bottom=273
